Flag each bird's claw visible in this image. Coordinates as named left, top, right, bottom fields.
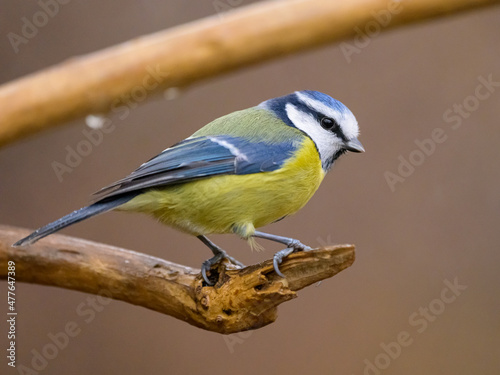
left=273, top=248, right=295, bottom=278
left=273, top=243, right=312, bottom=278
left=201, top=251, right=244, bottom=286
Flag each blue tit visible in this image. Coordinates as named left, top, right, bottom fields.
left=14, top=90, right=364, bottom=285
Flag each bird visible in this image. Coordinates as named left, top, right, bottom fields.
left=13, top=90, right=364, bottom=285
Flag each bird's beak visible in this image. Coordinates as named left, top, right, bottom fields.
left=344, top=138, right=365, bottom=153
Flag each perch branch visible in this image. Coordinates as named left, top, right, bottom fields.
left=1, top=0, right=499, bottom=146
left=0, top=226, right=354, bottom=334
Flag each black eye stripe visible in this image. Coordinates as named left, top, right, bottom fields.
left=319, top=115, right=347, bottom=141
left=266, top=94, right=349, bottom=141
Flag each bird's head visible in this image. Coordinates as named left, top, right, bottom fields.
left=259, top=90, right=364, bottom=170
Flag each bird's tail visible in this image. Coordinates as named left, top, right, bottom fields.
left=12, top=193, right=138, bottom=247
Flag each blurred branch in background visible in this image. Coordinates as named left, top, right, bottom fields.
left=0, top=226, right=355, bottom=333
left=1, top=0, right=499, bottom=147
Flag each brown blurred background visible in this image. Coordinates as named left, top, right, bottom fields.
left=1, top=1, right=499, bottom=374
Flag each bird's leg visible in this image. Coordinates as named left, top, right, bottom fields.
left=197, top=235, right=244, bottom=285
left=252, top=231, right=313, bottom=251
left=252, top=231, right=313, bottom=278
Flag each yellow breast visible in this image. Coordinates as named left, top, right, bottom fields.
left=122, top=137, right=325, bottom=238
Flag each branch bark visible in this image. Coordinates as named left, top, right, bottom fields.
left=0, top=225, right=354, bottom=334
left=1, top=0, right=499, bottom=146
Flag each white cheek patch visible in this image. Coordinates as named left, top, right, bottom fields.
left=295, top=91, right=359, bottom=139
left=285, top=103, right=341, bottom=166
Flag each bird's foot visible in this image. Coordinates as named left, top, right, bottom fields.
left=273, top=240, right=312, bottom=278
left=201, top=250, right=244, bottom=286
left=285, top=239, right=313, bottom=252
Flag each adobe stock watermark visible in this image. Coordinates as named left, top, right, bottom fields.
left=51, top=65, right=170, bottom=182
left=15, top=289, right=114, bottom=375
left=340, top=0, right=403, bottom=63
left=223, top=234, right=340, bottom=352
left=357, top=277, right=467, bottom=375
left=222, top=289, right=270, bottom=353
left=7, top=0, right=72, bottom=54
left=212, top=0, right=245, bottom=19
left=384, top=73, right=500, bottom=192
left=223, top=330, right=254, bottom=354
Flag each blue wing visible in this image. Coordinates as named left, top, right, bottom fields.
left=93, top=135, right=300, bottom=201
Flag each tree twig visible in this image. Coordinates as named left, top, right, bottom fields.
left=0, top=225, right=355, bottom=334
left=1, top=0, right=499, bottom=146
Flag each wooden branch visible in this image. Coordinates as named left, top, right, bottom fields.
left=1, top=0, right=499, bottom=147
left=0, top=225, right=354, bottom=334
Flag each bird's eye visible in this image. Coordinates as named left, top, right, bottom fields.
left=320, top=117, right=338, bottom=131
